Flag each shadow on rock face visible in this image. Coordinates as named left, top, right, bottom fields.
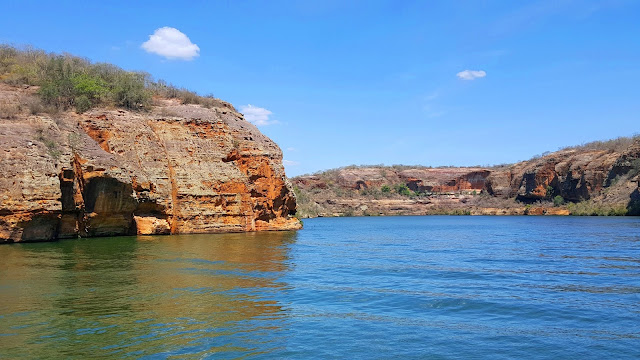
left=83, top=177, right=137, bottom=237
left=628, top=187, right=640, bottom=215
left=20, top=214, right=60, bottom=242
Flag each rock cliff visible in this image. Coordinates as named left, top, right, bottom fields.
left=0, top=84, right=300, bottom=243
left=293, top=138, right=640, bottom=217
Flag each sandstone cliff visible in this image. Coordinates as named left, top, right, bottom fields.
left=293, top=138, right=640, bottom=217
left=0, top=84, right=300, bottom=243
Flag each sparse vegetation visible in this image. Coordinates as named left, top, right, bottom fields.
left=567, top=201, right=628, bottom=216
left=23, top=95, right=50, bottom=115
left=560, top=135, right=640, bottom=153
left=0, top=101, right=19, bottom=119
left=629, top=159, right=640, bottom=178
left=545, top=185, right=555, bottom=199
left=35, top=127, right=61, bottom=159
left=394, top=183, right=414, bottom=197
left=0, top=44, right=231, bottom=114
left=553, top=195, right=565, bottom=207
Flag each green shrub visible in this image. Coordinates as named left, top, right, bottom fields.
left=381, top=185, right=391, bottom=193
left=0, top=45, right=210, bottom=113
left=553, top=195, right=564, bottom=207
left=111, top=72, right=150, bottom=110
left=74, top=95, right=92, bottom=113
left=72, top=73, right=107, bottom=102
left=394, top=183, right=414, bottom=197
left=545, top=185, right=555, bottom=198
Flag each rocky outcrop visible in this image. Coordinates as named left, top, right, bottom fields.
left=331, top=167, right=491, bottom=192
left=293, top=166, right=516, bottom=217
left=293, top=138, right=640, bottom=217
left=507, top=149, right=619, bottom=203
left=0, top=85, right=300, bottom=243
left=398, top=168, right=491, bottom=193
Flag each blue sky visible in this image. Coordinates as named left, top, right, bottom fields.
left=1, top=0, right=639, bottom=176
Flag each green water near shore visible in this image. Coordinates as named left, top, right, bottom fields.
left=1, top=216, right=639, bottom=359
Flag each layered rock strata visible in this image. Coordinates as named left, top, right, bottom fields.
left=293, top=139, right=640, bottom=217
left=0, top=86, right=300, bottom=243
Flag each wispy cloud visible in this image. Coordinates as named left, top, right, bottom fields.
left=283, top=160, right=300, bottom=166
left=286, top=147, right=297, bottom=151
left=427, top=110, right=446, bottom=118
left=239, top=104, right=276, bottom=126
left=424, top=91, right=439, bottom=101
left=423, top=94, right=446, bottom=119
left=456, top=70, right=486, bottom=80
left=142, top=27, right=200, bottom=60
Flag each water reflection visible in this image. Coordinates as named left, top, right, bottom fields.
left=0, top=231, right=297, bottom=359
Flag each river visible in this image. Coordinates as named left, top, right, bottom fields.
left=1, top=216, right=639, bottom=359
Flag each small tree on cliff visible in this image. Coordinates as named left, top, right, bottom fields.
left=553, top=195, right=565, bottom=207
left=545, top=185, right=555, bottom=199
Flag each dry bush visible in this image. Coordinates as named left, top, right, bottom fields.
left=179, top=90, right=200, bottom=104
left=0, top=102, right=19, bottom=119
left=23, top=96, right=44, bottom=114
left=471, top=193, right=522, bottom=209
left=560, top=135, right=640, bottom=153
left=567, top=201, right=628, bottom=216
left=159, top=107, right=180, bottom=118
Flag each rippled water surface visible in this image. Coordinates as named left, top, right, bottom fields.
left=1, top=216, right=639, bottom=359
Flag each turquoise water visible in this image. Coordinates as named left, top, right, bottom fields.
left=1, top=216, right=639, bottom=359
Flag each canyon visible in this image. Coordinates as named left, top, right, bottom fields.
left=292, top=138, right=640, bottom=218
left=0, top=84, right=300, bottom=243
left=2, top=81, right=639, bottom=244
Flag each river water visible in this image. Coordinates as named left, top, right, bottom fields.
left=1, top=216, right=639, bottom=359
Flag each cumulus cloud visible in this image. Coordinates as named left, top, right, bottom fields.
left=142, top=27, right=200, bottom=60
left=239, top=104, right=276, bottom=126
left=456, top=70, right=487, bottom=80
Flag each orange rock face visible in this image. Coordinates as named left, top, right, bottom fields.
left=330, top=167, right=492, bottom=192
left=0, top=87, right=300, bottom=243
left=505, top=149, right=620, bottom=203
left=292, top=139, right=640, bottom=218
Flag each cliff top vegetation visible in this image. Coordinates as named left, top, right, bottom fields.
left=300, top=134, right=640, bottom=178
left=0, top=44, right=232, bottom=114
left=559, top=135, right=640, bottom=153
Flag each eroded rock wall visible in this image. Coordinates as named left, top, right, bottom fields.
left=292, top=138, right=640, bottom=217
left=0, top=86, right=300, bottom=243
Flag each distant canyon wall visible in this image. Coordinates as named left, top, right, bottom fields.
left=293, top=139, right=640, bottom=217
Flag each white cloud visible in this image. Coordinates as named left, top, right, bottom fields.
left=142, top=27, right=200, bottom=60
left=456, top=70, right=487, bottom=80
left=286, top=147, right=296, bottom=151
left=239, top=104, right=276, bottom=126
left=283, top=160, right=300, bottom=166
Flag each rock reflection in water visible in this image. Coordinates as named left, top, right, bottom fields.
left=0, top=231, right=296, bottom=359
